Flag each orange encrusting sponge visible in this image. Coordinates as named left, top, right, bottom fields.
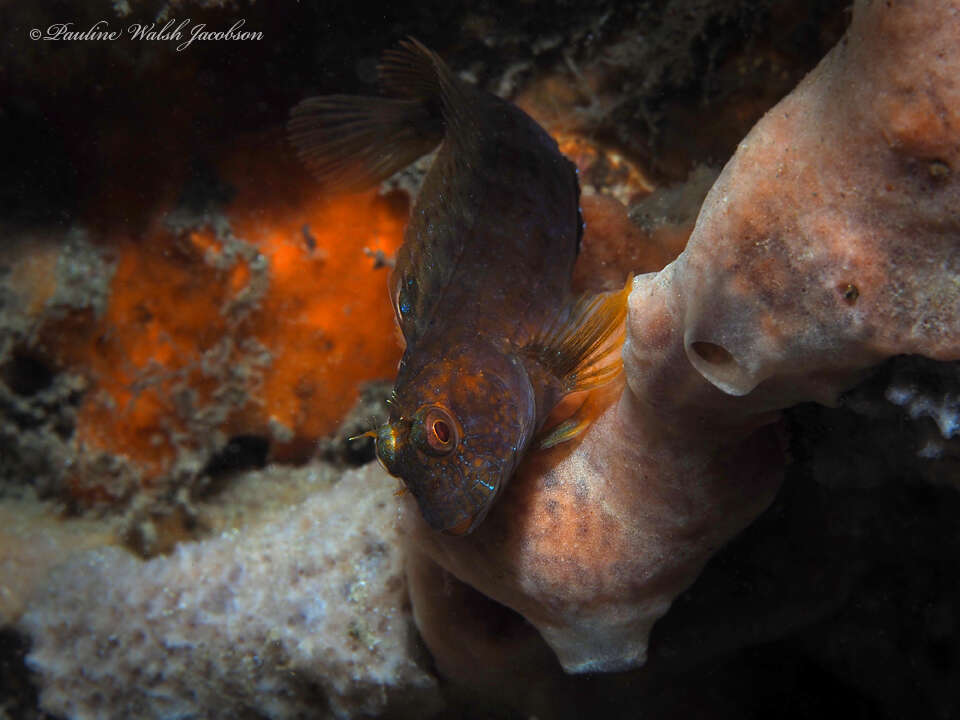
left=230, top=189, right=406, bottom=461
left=56, top=165, right=405, bottom=501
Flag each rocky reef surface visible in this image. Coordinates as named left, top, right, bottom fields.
left=20, top=464, right=440, bottom=720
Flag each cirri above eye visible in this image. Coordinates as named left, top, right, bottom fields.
left=419, top=405, right=460, bottom=455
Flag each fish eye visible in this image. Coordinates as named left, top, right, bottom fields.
left=433, top=418, right=450, bottom=443
left=419, top=405, right=459, bottom=455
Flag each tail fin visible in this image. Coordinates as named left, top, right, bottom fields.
left=288, top=38, right=465, bottom=193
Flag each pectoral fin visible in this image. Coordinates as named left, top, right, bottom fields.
left=537, top=399, right=593, bottom=449
left=524, top=275, right=633, bottom=393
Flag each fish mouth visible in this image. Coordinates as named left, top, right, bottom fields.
left=373, top=420, right=403, bottom=473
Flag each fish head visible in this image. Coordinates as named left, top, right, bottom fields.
left=375, top=343, right=535, bottom=535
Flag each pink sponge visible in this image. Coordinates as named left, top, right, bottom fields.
left=406, top=0, right=960, bottom=676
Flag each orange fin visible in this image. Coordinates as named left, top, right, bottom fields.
left=525, top=275, right=633, bottom=393
left=537, top=399, right=593, bottom=449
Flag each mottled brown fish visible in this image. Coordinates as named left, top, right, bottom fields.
left=289, top=39, right=629, bottom=535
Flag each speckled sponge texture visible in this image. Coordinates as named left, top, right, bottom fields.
left=405, top=0, right=960, bottom=676
left=21, top=464, right=441, bottom=720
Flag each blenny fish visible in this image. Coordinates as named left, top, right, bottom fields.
left=289, top=40, right=629, bottom=535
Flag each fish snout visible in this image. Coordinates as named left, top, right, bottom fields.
left=374, top=421, right=403, bottom=473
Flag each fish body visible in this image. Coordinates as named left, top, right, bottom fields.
left=290, top=40, right=628, bottom=534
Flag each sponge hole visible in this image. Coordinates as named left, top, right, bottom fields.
left=690, top=341, right=736, bottom=366
left=686, top=338, right=759, bottom=396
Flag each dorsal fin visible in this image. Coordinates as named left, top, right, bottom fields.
left=523, top=275, right=633, bottom=393
left=288, top=38, right=468, bottom=193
